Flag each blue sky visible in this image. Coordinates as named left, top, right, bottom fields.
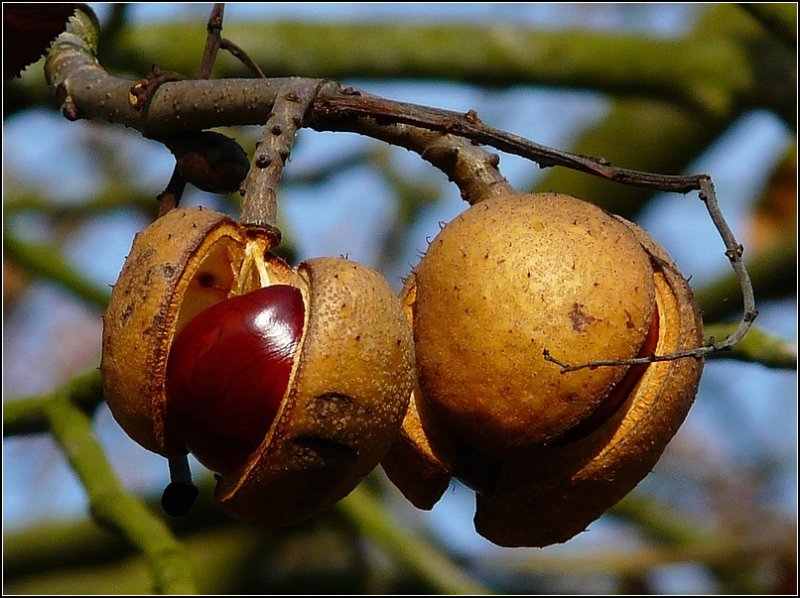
left=3, top=4, right=796, bottom=588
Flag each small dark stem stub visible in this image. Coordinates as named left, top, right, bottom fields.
left=161, top=482, right=199, bottom=517
left=162, top=455, right=198, bottom=516
left=156, top=168, right=186, bottom=217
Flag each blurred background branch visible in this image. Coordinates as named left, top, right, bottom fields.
left=3, top=3, right=795, bottom=594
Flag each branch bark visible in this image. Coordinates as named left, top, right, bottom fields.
left=42, top=5, right=762, bottom=371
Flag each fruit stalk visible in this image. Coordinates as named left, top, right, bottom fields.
left=240, top=80, right=324, bottom=233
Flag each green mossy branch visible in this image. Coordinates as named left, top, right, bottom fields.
left=610, top=492, right=788, bottom=593
left=5, top=516, right=264, bottom=594
left=7, top=5, right=793, bottom=128
left=471, top=525, right=793, bottom=580
left=4, top=369, right=104, bottom=436
left=612, top=492, right=716, bottom=546
left=3, top=189, right=158, bottom=220
left=695, top=230, right=797, bottom=323
left=4, top=372, right=489, bottom=593
left=42, top=383, right=196, bottom=593
left=738, top=3, right=797, bottom=48
left=532, top=2, right=795, bottom=218
left=100, top=5, right=791, bottom=124
left=5, top=517, right=129, bottom=581
left=4, top=4, right=793, bottom=594
left=705, top=322, right=797, bottom=369
left=337, top=485, right=493, bottom=595
left=3, top=229, right=111, bottom=310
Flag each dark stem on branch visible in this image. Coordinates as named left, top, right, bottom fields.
left=198, top=4, right=225, bottom=80
left=157, top=169, right=187, bottom=216
left=221, top=37, right=267, bottom=78
left=154, top=3, right=225, bottom=213
left=161, top=456, right=199, bottom=517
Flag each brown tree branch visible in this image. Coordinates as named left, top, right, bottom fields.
left=198, top=4, right=225, bottom=79
left=45, top=5, right=756, bottom=370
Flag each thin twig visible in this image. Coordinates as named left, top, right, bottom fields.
left=152, top=4, right=249, bottom=213
left=696, top=178, right=759, bottom=347
left=206, top=3, right=268, bottom=79
left=313, top=91, right=702, bottom=193
left=541, top=182, right=756, bottom=371
left=695, top=230, right=796, bottom=322
left=316, top=93, right=757, bottom=364
left=198, top=4, right=225, bottom=79
left=158, top=3, right=226, bottom=212
left=220, top=37, right=267, bottom=78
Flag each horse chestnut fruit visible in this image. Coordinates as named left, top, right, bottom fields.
left=382, top=192, right=704, bottom=546
left=165, top=284, right=304, bottom=474
left=101, top=207, right=415, bottom=525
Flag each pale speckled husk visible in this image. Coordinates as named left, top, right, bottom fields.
left=411, top=193, right=656, bottom=455
left=101, top=208, right=244, bottom=456
left=474, top=217, right=703, bottom=547
left=381, top=193, right=703, bottom=547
